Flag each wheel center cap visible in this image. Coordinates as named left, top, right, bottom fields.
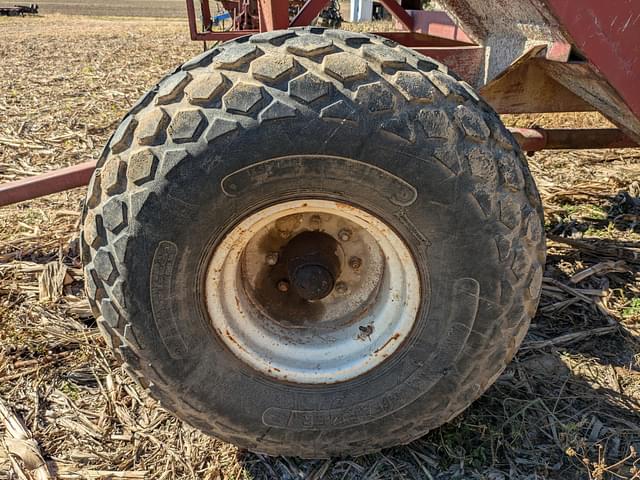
left=291, top=264, right=334, bottom=300
left=283, top=231, right=341, bottom=302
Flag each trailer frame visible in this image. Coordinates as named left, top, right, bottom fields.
left=0, top=0, right=638, bottom=207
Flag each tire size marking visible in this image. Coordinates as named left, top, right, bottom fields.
left=150, top=241, right=190, bottom=359
left=261, top=278, right=480, bottom=430
left=221, top=155, right=418, bottom=207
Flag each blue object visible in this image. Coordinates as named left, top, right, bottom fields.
left=212, top=11, right=232, bottom=26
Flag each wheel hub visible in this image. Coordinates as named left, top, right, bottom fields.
left=204, top=199, right=421, bottom=384
left=284, top=231, right=340, bottom=301
left=291, top=264, right=334, bottom=300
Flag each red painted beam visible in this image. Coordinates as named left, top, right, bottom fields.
left=402, top=10, right=473, bottom=45
left=508, top=128, right=638, bottom=152
left=509, top=128, right=548, bottom=152
left=190, top=30, right=260, bottom=41
left=0, top=161, right=97, bottom=208
left=543, top=0, right=640, bottom=122
left=1, top=129, right=637, bottom=208
left=376, top=0, right=413, bottom=31
left=291, top=0, right=329, bottom=27
left=200, top=0, right=213, bottom=31
left=186, top=0, right=199, bottom=41
left=410, top=45, right=485, bottom=85
left=258, top=0, right=289, bottom=31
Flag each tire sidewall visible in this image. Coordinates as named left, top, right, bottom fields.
left=125, top=112, right=512, bottom=438
left=83, top=29, right=545, bottom=455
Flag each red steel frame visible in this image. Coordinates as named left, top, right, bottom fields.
left=544, top=0, right=640, bottom=123
left=1, top=0, right=639, bottom=207
left=183, top=0, right=640, bottom=135
left=0, top=162, right=97, bottom=207
left=186, top=0, right=472, bottom=46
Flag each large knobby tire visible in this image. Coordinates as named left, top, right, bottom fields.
left=82, top=28, right=545, bottom=458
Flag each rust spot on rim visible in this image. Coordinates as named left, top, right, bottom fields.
left=225, top=328, right=247, bottom=353
left=374, top=332, right=401, bottom=354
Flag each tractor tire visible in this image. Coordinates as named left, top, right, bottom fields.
left=82, top=27, right=545, bottom=458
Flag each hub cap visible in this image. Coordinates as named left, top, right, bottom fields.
left=204, top=199, right=421, bottom=384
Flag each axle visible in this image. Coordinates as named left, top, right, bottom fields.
left=0, top=128, right=636, bottom=208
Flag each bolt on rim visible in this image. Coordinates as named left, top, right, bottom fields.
left=204, top=199, right=421, bottom=384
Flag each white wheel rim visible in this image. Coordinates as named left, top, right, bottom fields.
left=204, top=199, right=421, bottom=384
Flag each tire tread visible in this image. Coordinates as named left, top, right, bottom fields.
left=82, top=27, right=545, bottom=458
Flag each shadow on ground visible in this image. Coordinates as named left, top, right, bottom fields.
left=237, top=230, right=640, bottom=479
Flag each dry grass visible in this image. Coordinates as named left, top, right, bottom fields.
left=1, top=13, right=640, bottom=480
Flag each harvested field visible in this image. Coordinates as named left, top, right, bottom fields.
left=3, top=1, right=186, bottom=18
left=1, top=13, right=640, bottom=480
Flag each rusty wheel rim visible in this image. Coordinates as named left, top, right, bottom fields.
left=204, top=199, right=421, bottom=384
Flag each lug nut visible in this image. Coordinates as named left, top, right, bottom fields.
left=335, top=282, right=348, bottom=295
left=277, top=280, right=290, bottom=292
left=338, top=229, right=352, bottom=242
left=349, top=256, right=362, bottom=270
left=266, top=252, right=278, bottom=266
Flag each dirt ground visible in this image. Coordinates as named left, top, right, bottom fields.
left=1, top=13, right=639, bottom=480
